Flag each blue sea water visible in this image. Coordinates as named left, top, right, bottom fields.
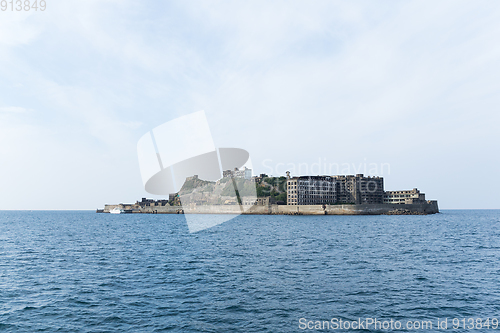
left=1, top=210, right=500, bottom=332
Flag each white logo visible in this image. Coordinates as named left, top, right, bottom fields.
left=137, top=111, right=255, bottom=232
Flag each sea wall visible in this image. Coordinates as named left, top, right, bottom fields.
left=101, top=201, right=439, bottom=215
left=324, top=201, right=439, bottom=215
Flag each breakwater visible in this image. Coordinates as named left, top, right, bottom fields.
left=98, top=201, right=439, bottom=215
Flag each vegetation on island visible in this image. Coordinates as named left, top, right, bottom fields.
left=168, top=174, right=289, bottom=206
left=255, top=176, right=287, bottom=202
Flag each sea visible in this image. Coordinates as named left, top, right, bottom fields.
left=1, top=210, right=499, bottom=332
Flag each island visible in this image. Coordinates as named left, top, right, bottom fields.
left=97, top=169, right=439, bottom=215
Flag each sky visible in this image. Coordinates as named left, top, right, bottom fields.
left=0, top=0, right=499, bottom=210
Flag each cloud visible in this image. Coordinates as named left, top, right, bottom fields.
left=0, top=106, right=32, bottom=113
left=122, top=121, right=143, bottom=129
left=0, top=0, right=499, bottom=208
left=0, top=11, right=40, bottom=47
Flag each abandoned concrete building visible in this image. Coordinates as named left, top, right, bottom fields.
left=285, top=173, right=429, bottom=206
left=383, top=188, right=426, bottom=204
left=286, top=174, right=385, bottom=206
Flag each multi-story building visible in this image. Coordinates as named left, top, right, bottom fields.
left=287, top=174, right=384, bottom=205
left=137, top=198, right=170, bottom=207
left=356, top=175, right=385, bottom=204
left=287, top=177, right=298, bottom=205
left=383, top=188, right=426, bottom=204
left=333, top=175, right=357, bottom=204
left=242, top=196, right=276, bottom=206
left=222, top=167, right=252, bottom=180
left=287, top=176, right=337, bottom=206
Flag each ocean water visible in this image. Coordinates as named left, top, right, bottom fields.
left=1, top=210, right=500, bottom=332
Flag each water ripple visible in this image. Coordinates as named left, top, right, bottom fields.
left=1, top=210, right=500, bottom=332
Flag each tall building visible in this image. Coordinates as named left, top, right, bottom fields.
left=332, top=175, right=357, bottom=204
left=287, top=176, right=337, bottom=206
left=287, top=174, right=384, bottom=205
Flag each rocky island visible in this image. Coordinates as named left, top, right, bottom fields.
left=98, top=170, right=439, bottom=215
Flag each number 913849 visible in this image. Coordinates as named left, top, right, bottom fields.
left=1, top=0, right=46, bottom=11
left=452, top=318, right=499, bottom=330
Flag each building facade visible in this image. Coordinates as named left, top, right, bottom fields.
left=287, top=174, right=384, bottom=205
left=383, top=188, right=426, bottom=204
left=223, top=167, right=252, bottom=180
left=242, top=196, right=276, bottom=206
left=287, top=176, right=337, bottom=206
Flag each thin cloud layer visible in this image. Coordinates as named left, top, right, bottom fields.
left=0, top=0, right=499, bottom=209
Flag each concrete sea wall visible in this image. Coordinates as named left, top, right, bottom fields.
left=101, top=201, right=439, bottom=215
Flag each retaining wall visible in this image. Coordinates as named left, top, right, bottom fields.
left=101, top=201, right=439, bottom=215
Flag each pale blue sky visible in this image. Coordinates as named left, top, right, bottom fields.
left=1, top=0, right=499, bottom=209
